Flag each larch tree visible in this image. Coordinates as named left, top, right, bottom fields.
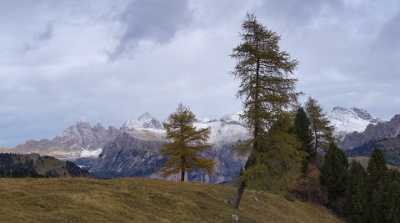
left=161, top=104, right=215, bottom=182
left=230, top=14, right=299, bottom=209
left=305, top=97, right=334, bottom=157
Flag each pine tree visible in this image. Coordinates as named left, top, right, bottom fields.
left=320, top=143, right=348, bottom=213
left=161, top=104, right=214, bottom=182
left=383, top=176, right=400, bottom=223
left=230, top=14, right=299, bottom=209
left=344, top=161, right=367, bottom=223
left=365, top=149, right=387, bottom=223
left=293, top=107, right=313, bottom=173
left=305, top=97, right=334, bottom=156
left=367, top=149, right=388, bottom=187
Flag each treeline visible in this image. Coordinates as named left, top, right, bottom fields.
left=321, top=146, right=400, bottom=223
left=0, top=153, right=88, bottom=177
left=293, top=101, right=400, bottom=222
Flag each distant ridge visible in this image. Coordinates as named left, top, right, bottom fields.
left=0, top=153, right=88, bottom=177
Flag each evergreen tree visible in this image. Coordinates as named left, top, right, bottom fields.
left=320, top=143, right=348, bottom=213
left=305, top=97, right=334, bottom=157
left=367, top=149, right=388, bottom=188
left=161, top=104, right=214, bottom=182
left=245, top=113, right=303, bottom=192
left=365, top=149, right=387, bottom=223
left=383, top=178, right=400, bottom=223
left=230, top=14, right=299, bottom=209
left=293, top=107, right=313, bottom=173
left=344, top=161, right=367, bottom=223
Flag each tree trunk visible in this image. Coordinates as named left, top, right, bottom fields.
left=312, top=129, right=318, bottom=164
left=181, top=156, right=185, bottom=182
left=232, top=179, right=246, bottom=209
left=181, top=169, right=185, bottom=182
left=232, top=152, right=256, bottom=209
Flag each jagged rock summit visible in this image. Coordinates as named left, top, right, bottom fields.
left=123, top=112, right=163, bottom=130
left=328, top=106, right=379, bottom=138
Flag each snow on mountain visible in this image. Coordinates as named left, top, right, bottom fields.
left=80, top=148, right=103, bottom=158
left=328, top=106, right=379, bottom=137
left=123, top=112, right=163, bottom=130
left=195, top=113, right=248, bottom=144
left=124, top=112, right=248, bottom=144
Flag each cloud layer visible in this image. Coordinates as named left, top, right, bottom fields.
left=0, top=0, right=399, bottom=146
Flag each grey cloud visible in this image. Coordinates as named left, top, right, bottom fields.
left=260, top=0, right=344, bottom=27
left=109, top=0, right=193, bottom=59
left=22, top=22, right=54, bottom=53
left=1, top=0, right=400, bottom=146
left=36, top=23, right=54, bottom=41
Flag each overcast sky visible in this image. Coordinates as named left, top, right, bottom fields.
left=1, top=0, right=399, bottom=146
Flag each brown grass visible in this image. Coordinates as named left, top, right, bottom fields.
left=0, top=178, right=342, bottom=223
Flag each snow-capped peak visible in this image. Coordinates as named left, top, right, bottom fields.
left=123, top=112, right=163, bottom=130
left=220, top=112, right=243, bottom=125
left=328, top=106, right=379, bottom=136
left=194, top=113, right=248, bottom=144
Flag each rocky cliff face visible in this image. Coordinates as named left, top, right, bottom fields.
left=340, top=115, right=400, bottom=150
left=88, top=113, right=247, bottom=183
left=11, top=122, right=122, bottom=160
left=90, top=133, right=165, bottom=178
left=87, top=132, right=245, bottom=183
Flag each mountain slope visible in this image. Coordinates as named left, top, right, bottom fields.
left=341, top=114, right=400, bottom=150
left=328, top=106, right=379, bottom=138
left=0, top=178, right=342, bottom=223
left=10, top=122, right=122, bottom=160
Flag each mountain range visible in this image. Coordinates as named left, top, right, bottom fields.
left=3, top=106, right=398, bottom=181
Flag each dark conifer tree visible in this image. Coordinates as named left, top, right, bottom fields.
left=367, top=149, right=388, bottom=187
left=320, top=143, right=348, bottom=213
left=230, top=13, right=299, bottom=209
left=365, top=149, right=387, bottom=223
left=383, top=177, right=400, bottom=223
left=344, top=161, right=367, bottom=223
left=293, top=107, right=313, bottom=173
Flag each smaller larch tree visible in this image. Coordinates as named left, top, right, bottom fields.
left=305, top=97, right=334, bottom=156
left=161, top=104, right=215, bottom=182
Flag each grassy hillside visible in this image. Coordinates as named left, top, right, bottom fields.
left=0, top=178, right=342, bottom=223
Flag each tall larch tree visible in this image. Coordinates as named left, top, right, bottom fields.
left=231, top=14, right=299, bottom=209
left=305, top=97, right=334, bottom=158
left=161, top=104, right=215, bottom=182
